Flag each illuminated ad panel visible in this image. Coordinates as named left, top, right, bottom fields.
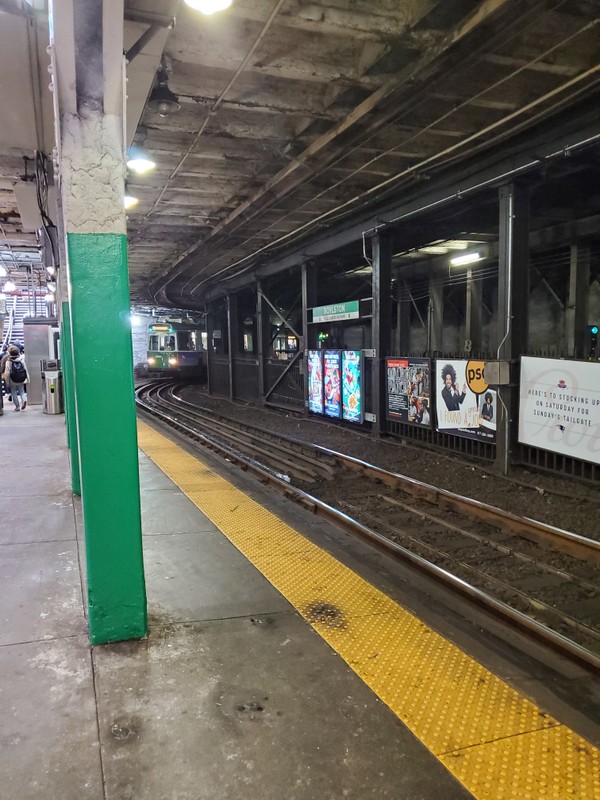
left=519, top=356, right=600, bottom=465
left=323, top=350, right=342, bottom=418
left=307, top=350, right=324, bottom=414
left=342, top=350, right=364, bottom=424
left=386, top=357, right=432, bottom=427
left=435, top=359, right=496, bottom=443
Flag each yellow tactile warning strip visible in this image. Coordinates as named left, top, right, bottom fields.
left=138, top=420, right=600, bottom=800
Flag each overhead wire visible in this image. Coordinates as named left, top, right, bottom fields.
left=34, top=151, right=57, bottom=267
left=136, top=0, right=286, bottom=250
left=180, top=9, right=600, bottom=296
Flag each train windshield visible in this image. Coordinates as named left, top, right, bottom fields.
left=177, top=331, right=199, bottom=351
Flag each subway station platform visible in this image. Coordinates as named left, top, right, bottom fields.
left=2, top=406, right=600, bottom=800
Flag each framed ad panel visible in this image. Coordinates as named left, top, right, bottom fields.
left=386, top=357, right=432, bottom=427
left=435, top=359, right=496, bottom=443
left=323, top=350, right=342, bottom=418
left=519, top=356, right=600, bottom=465
left=307, top=350, right=324, bottom=414
left=342, top=350, right=364, bottom=424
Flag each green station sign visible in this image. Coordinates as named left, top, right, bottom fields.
left=312, top=300, right=360, bottom=323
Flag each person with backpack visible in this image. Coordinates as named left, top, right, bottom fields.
left=2, top=344, right=29, bottom=411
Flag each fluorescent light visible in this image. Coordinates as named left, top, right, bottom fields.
left=449, top=252, right=483, bottom=267
left=444, top=240, right=470, bottom=251
left=127, top=158, right=155, bottom=175
left=124, top=194, right=139, bottom=210
left=47, top=281, right=57, bottom=293
left=3, top=280, right=16, bottom=292
left=130, top=314, right=142, bottom=325
left=420, top=246, right=449, bottom=255
left=46, top=265, right=56, bottom=276
left=184, top=0, right=233, bottom=14
left=44, top=293, right=55, bottom=302
left=127, top=149, right=156, bottom=175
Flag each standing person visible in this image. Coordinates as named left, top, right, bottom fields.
left=418, top=398, right=431, bottom=425
left=481, top=392, right=494, bottom=422
left=1, top=344, right=10, bottom=415
left=2, top=344, right=29, bottom=411
left=440, top=364, right=467, bottom=412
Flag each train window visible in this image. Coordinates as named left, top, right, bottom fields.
left=162, top=335, right=176, bottom=351
left=177, top=331, right=198, bottom=351
left=148, top=334, right=159, bottom=350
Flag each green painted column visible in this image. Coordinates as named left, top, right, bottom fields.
left=49, top=0, right=147, bottom=644
left=67, top=234, right=146, bottom=643
left=60, top=301, right=81, bottom=495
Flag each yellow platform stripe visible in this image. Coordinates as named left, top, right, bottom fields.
left=137, top=420, right=600, bottom=800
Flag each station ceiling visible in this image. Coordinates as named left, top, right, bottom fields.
left=0, top=0, right=599, bottom=307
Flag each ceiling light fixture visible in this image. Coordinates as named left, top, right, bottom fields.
left=47, top=281, right=57, bottom=293
left=184, top=0, right=232, bottom=14
left=3, top=280, right=16, bottom=292
left=44, top=293, right=55, bottom=302
left=127, top=148, right=156, bottom=175
left=449, top=252, right=483, bottom=267
left=124, top=194, right=139, bottom=210
left=420, top=246, right=449, bottom=255
left=147, top=60, right=181, bottom=117
left=46, top=265, right=56, bottom=276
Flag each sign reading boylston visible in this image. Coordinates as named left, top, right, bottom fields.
left=312, top=301, right=360, bottom=323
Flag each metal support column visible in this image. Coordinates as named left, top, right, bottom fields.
left=49, top=0, right=146, bottom=643
left=565, top=243, right=591, bottom=358
left=465, top=269, right=483, bottom=354
left=301, top=262, right=317, bottom=416
left=205, top=306, right=213, bottom=394
left=256, top=281, right=268, bottom=405
left=227, top=293, right=237, bottom=401
left=372, top=232, right=392, bottom=436
left=396, top=280, right=411, bottom=355
left=428, top=271, right=443, bottom=354
left=496, top=183, right=530, bottom=474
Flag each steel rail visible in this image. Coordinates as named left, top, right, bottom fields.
left=135, top=382, right=600, bottom=671
left=169, top=383, right=600, bottom=565
left=154, top=385, right=335, bottom=483
left=320, top=448, right=600, bottom=566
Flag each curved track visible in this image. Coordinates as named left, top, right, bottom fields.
left=136, top=380, right=600, bottom=670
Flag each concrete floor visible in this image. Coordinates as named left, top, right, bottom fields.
left=0, top=406, right=473, bottom=800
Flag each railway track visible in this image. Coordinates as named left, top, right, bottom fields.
left=136, top=380, right=600, bottom=670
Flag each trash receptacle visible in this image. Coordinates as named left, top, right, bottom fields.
left=41, top=360, right=64, bottom=414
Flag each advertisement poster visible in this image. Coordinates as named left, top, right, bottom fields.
left=342, top=350, right=363, bottom=424
left=323, top=350, right=342, bottom=418
left=519, top=357, right=600, bottom=465
left=307, top=350, right=323, bottom=414
left=435, top=359, right=496, bottom=442
left=386, top=358, right=431, bottom=426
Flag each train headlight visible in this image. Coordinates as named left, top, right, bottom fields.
left=168, top=357, right=178, bottom=365
left=148, top=357, right=156, bottom=365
